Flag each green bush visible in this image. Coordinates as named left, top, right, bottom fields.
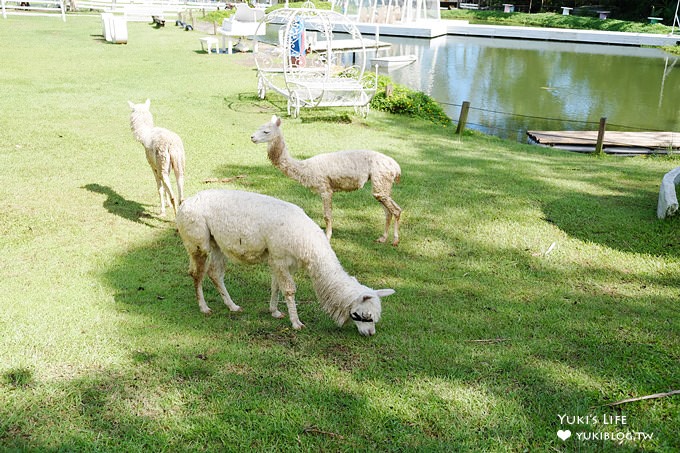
left=440, top=10, right=672, bottom=34
left=204, top=8, right=235, bottom=23
left=371, top=76, right=451, bottom=127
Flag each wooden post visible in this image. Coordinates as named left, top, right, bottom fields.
left=456, top=101, right=470, bottom=135
left=595, top=116, right=607, bottom=154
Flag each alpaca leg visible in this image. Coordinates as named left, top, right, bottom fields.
left=376, top=203, right=392, bottom=244
left=176, top=172, right=185, bottom=206
left=269, top=275, right=285, bottom=319
left=189, top=249, right=212, bottom=314
left=375, top=194, right=402, bottom=246
left=160, top=170, right=178, bottom=215
left=321, top=192, right=333, bottom=240
left=385, top=197, right=402, bottom=246
left=391, top=199, right=402, bottom=246
left=152, top=168, right=166, bottom=216
left=207, top=245, right=242, bottom=312
left=272, top=263, right=303, bottom=329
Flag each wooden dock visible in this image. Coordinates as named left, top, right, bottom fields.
left=527, top=131, right=680, bottom=155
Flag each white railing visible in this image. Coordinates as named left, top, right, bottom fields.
left=1, top=0, right=66, bottom=21
left=76, top=0, right=226, bottom=16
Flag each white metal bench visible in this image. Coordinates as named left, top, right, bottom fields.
left=283, top=68, right=377, bottom=118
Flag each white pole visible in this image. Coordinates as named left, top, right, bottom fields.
left=672, top=0, right=680, bottom=34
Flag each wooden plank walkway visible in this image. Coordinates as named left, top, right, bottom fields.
left=527, top=131, right=680, bottom=155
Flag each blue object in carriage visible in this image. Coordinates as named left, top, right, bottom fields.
left=290, top=17, right=305, bottom=58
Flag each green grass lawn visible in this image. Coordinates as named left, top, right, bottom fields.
left=1, top=14, right=678, bottom=452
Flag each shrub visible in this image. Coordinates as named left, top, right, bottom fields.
left=370, top=76, right=451, bottom=127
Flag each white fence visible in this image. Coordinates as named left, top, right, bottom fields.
left=1, top=0, right=67, bottom=21
left=77, top=0, right=226, bottom=18
left=1, top=0, right=225, bottom=21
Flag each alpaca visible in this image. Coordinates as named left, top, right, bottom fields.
left=175, top=189, right=395, bottom=336
left=250, top=115, right=403, bottom=245
left=128, top=99, right=186, bottom=216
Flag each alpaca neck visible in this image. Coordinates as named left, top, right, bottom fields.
left=267, top=135, right=306, bottom=183
left=306, top=248, right=360, bottom=326
left=130, top=111, right=155, bottom=148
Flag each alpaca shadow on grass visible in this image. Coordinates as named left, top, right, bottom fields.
left=82, top=183, right=161, bottom=228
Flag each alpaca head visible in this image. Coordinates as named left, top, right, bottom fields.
left=250, top=115, right=282, bottom=144
left=349, top=288, right=394, bottom=336
left=127, top=98, right=151, bottom=113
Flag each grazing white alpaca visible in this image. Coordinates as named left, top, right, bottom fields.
left=251, top=115, right=403, bottom=246
left=128, top=99, right=186, bottom=216
left=175, top=189, right=395, bottom=336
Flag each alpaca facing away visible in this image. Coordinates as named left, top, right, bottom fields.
left=128, top=99, right=185, bottom=216
left=250, top=115, right=403, bottom=245
left=176, top=189, right=395, bottom=336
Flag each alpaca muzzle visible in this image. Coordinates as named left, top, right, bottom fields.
left=351, top=312, right=376, bottom=336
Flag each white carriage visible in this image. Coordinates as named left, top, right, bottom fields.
left=253, top=4, right=379, bottom=118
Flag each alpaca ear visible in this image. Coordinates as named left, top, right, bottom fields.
left=270, top=114, right=277, bottom=124
left=144, top=99, right=151, bottom=108
left=376, top=289, right=395, bottom=298
left=127, top=100, right=135, bottom=109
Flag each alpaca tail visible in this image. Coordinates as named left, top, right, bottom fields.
left=171, top=145, right=186, bottom=204
left=172, top=150, right=185, bottom=177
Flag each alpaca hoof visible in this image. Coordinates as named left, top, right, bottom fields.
left=271, top=310, right=285, bottom=319
left=229, top=305, right=242, bottom=312
left=376, top=236, right=387, bottom=244
left=391, top=238, right=399, bottom=246
left=200, top=307, right=213, bottom=315
left=291, top=321, right=305, bottom=330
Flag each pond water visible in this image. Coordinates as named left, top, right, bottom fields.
left=362, top=35, right=680, bottom=142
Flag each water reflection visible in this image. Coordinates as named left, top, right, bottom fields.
left=361, top=35, right=680, bottom=141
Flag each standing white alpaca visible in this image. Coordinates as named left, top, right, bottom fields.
left=176, top=189, right=395, bottom=336
left=251, top=115, right=403, bottom=246
left=128, top=99, right=185, bottom=216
